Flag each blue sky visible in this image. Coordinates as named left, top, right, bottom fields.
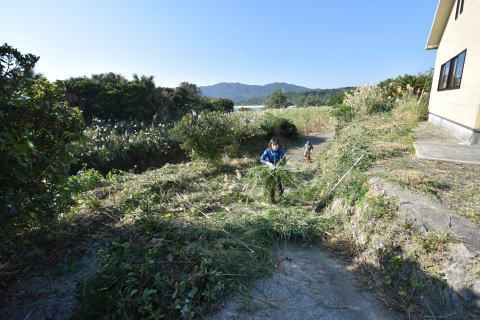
left=1, top=0, right=438, bottom=89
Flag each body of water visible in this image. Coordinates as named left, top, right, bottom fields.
left=234, top=105, right=264, bottom=111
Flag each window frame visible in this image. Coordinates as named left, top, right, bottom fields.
left=438, top=49, right=467, bottom=91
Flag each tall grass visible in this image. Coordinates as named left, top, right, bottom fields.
left=267, top=107, right=335, bottom=134
left=393, top=92, right=429, bottom=121
left=343, top=86, right=392, bottom=115
left=72, top=118, right=181, bottom=173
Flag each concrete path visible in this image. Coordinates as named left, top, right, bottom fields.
left=414, top=122, right=480, bottom=165
left=210, top=243, right=402, bottom=320
left=210, top=133, right=403, bottom=320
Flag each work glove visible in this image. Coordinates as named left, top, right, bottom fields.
left=267, top=162, right=275, bottom=170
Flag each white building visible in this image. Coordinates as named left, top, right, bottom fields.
left=426, top=0, right=480, bottom=144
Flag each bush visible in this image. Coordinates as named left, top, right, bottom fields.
left=329, top=104, right=354, bottom=121
left=170, top=111, right=235, bottom=162
left=1, top=75, right=84, bottom=228
left=226, top=111, right=268, bottom=143
left=343, top=86, right=392, bottom=115
left=73, top=118, right=179, bottom=173
left=260, top=113, right=298, bottom=139
left=378, top=71, right=433, bottom=99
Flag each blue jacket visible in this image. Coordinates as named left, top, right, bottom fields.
left=260, top=148, right=286, bottom=165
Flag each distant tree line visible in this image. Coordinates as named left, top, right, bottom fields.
left=62, top=75, right=234, bottom=123
left=236, top=87, right=355, bottom=107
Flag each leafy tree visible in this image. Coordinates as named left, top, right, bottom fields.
left=179, top=82, right=201, bottom=97
left=264, top=89, right=289, bottom=109
left=0, top=44, right=84, bottom=227
left=326, top=91, right=346, bottom=106
left=0, top=43, right=39, bottom=98
left=208, top=97, right=234, bottom=112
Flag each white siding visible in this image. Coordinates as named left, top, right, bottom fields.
left=429, top=0, right=480, bottom=130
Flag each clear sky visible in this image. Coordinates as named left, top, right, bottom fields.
left=1, top=0, right=438, bottom=89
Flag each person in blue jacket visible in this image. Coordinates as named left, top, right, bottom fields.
left=260, top=137, right=286, bottom=203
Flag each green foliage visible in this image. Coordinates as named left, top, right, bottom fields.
left=170, top=111, right=235, bottom=162
left=329, top=104, right=354, bottom=123
left=260, top=113, right=298, bottom=139
left=236, top=87, right=354, bottom=107
left=264, top=89, right=289, bottom=109
left=1, top=44, right=84, bottom=227
left=73, top=118, right=179, bottom=173
left=0, top=43, right=39, bottom=97
left=170, top=111, right=297, bottom=162
left=207, top=97, right=234, bottom=112
left=326, top=91, right=346, bottom=106
left=76, top=213, right=273, bottom=319
left=364, top=196, right=397, bottom=218
left=66, top=168, right=106, bottom=195
left=62, top=74, right=234, bottom=123
left=378, top=70, right=433, bottom=99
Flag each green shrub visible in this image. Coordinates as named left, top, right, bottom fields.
left=226, top=111, right=268, bottom=143
left=378, top=71, right=433, bottom=99
left=170, top=111, right=235, bottom=162
left=66, top=168, right=106, bottom=195
left=73, top=119, right=179, bottom=173
left=260, top=113, right=298, bottom=139
left=1, top=70, right=84, bottom=227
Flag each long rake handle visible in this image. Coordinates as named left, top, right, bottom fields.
left=327, top=153, right=365, bottom=195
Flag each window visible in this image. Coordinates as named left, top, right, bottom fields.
left=438, top=50, right=466, bottom=91
left=455, top=0, right=465, bottom=19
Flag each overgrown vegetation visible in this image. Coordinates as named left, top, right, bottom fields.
left=267, top=107, right=334, bottom=134
left=5, top=40, right=471, bottom=320
left=170, top=111, right=298, bottom=162
left=73, top=118, right=180, bottom=173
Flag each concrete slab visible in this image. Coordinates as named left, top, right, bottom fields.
left=414, top=122, right=480, bottom=165
left=414, top=141, right=480, bottom=165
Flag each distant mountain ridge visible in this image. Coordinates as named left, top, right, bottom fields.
left=200, top=82, right=311, bottom=102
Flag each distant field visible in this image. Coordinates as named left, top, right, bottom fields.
left=267, top=107, right=335, bottom=134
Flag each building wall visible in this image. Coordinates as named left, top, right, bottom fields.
left=429, top=0, right=480, bottom=134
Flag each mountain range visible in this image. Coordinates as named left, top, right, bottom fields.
left=199, top=82, right=311, bottom=102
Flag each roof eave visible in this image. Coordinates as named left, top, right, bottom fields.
left=426, top=0, right=455, bottom=50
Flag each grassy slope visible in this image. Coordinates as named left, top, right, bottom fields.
left=5, top=104, right=477, bottom=319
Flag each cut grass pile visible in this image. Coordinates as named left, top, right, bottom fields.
left=69, top=157, right=335, bottom=319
